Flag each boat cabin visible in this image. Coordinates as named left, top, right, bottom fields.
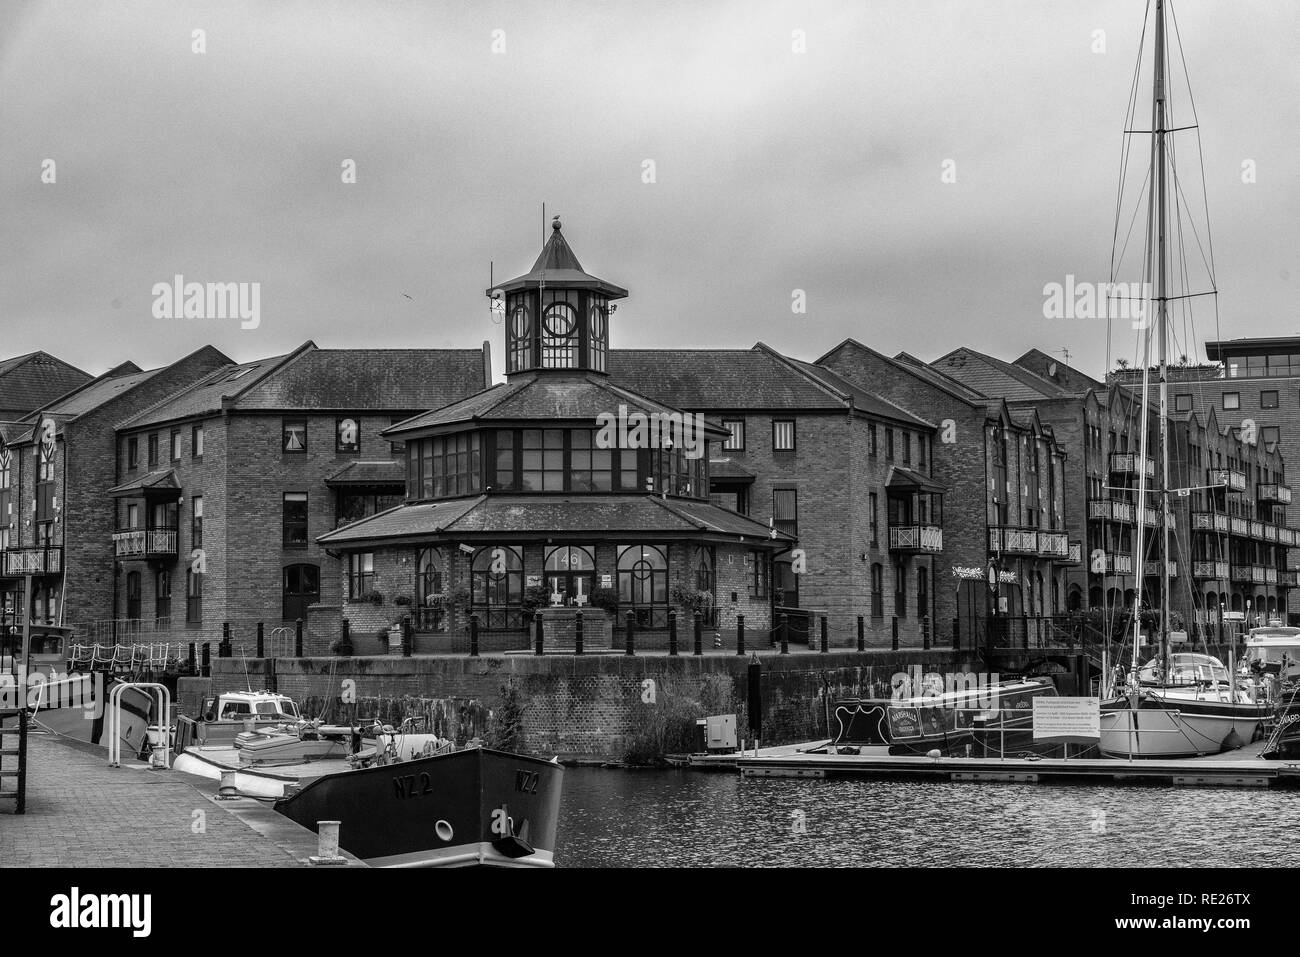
left=1241, top=626, right=1300, bottom=679
left=1139, top=653, right=1229, bottom=688
left=200, top=690, right=299, bottom=722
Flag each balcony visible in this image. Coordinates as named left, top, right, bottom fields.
left=112, top=527, right=179, bottom=560
left=1, top=546, right=63, bottom=576
left=1264, top=524, right=1279, bottom=543
left=1105, top=553, right=1134, bottom=575
left=1259, top=483, right=1293, bottom=505
left=1209, top=468, right=1247, bottom=493
left=1141, top=506, right=1175, bottom=530
left=1088, top=499, right=1136, bottom=524
left=1230, top=566, right=1252, bottom=583
left=1265, top=567, right=1279, bottom=585
left=1037, top=530, right=1068, bottom=559
left=1109, top=452, right=1156, bottom=479
left=1251, top=565, right=1269, bottom=585
left=888, top=524, right=943, bottom=553
left=1281, top=529, right=1298, bottom=547
left=1192, top=560, right=1229, bottom=580
left=1283, top=570, right=1299, bottom=588
left=1191, top=512, right=1229, bottom=533
left=1248, top=520, right=1265, bottom=540
left=1142, top=560, right=1178, bottom=578
left=989, top=526, right=1038, bottom=555
left=1065, top=541, right=1084, bottom=565
left=1230, top=517, right=1248, bottom=537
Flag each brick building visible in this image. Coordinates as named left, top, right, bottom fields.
left=817, top=339, right=1071, bottom=652
left=609, top=346, right=944, bottom=647
left=0, top=351, right=91, bottom=420
left=107, top=341, right=491, bottom=641
left=0, top=347, right=231, bottom=632
left=317, top=221, right=792, bottom=655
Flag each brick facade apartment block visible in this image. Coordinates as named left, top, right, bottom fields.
left=107, top=341, right=492, bottom=642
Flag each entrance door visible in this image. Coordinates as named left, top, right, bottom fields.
left=283, top=564, right=320, bottom=621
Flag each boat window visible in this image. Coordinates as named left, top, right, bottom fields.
left=278, top=698, right=298, bottom=716
left=220, top=702, right=251, bottom=718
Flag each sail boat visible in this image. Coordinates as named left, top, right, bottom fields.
left=1096, top=0, right=1267, bottom=758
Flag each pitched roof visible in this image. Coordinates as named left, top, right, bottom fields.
left=886, top=466, right=947, bottom=493
left=709, top=458, right=756, bottom=482
left=106, top=469, right=183, bottom=498
left=117, top=352, right=294, bottom=429
left=785, top=357, right=934, bottom=428
left=317, top=494, right=792, bottom=547
left=1012, top=348, right=1105, bottom=394
left=0, top=351, right=92, bottom=417
left=385, top=372, right=728, bottom=438
left=491, top=222, right=628, bottom=298
left=36, top=365, right=158, bottom=421
left=930, top=347, right=1071, bottom=402
left=324, top=460, right=406, bottom=486
left=815, top=339, right=987, bottom=409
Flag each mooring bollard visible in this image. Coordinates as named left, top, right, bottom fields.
left=693, top=612, right=702, bottom=656
left=820, top=615, right=828, bottom=653
left=533, top=611, right=543, bottom=656
left=471, top=613, right=481, bottom=657
left=891, top=616, right=899, bottom=651
left=625, top=611, right=636, bottom=656
left=217, top=769, right=239, bottom=800
left=188, top=642, right=196, bottom=673
left=923, top=615, right=931, bottom=650
left=668, top=610, right=678, bottom=656
left=574, top=611, right=583, bottom=655
left=402, top=617, right=413, bottom=656
left=256, top=621, right=264, bottom=658
left=857, top=615, right=865, bottom=652
left=736, top=614, right=745, bottom=656
left=201, top=642, right=211, bottom=677
left=312, top=820, right=346, bottom=865
left=779, top=613, right=788, bottom=655
left=295, top=618, right=304, bottom=657
left=952, top=617, right=960, bottom=652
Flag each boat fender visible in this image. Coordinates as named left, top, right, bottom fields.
left=204, top=710, right=216, bottom=722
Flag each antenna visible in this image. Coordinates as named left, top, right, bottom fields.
left=1054, top=347, right=1072, bottom=365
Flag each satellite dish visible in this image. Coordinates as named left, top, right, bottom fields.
left=1048, top=362, right=1058, bottom=376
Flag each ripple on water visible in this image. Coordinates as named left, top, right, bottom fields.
left=554, top=769, right=1296, bottom=868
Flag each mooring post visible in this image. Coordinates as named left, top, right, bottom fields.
left=401, top=617, right=412, bottom=656
left=256, top=621, right=264, bottom=658
left=668, top=610, right=678, bottom=656
left=187, top=642, right=196, bottom=674
left=470, top=613, right=481, bottom=657
left=340, top=619, right=350, bottom=655
left=891, top=616, right=899, bottom=651
left=625, top=610, right=636, bottom=656
left=574, top=610, right=583, bottom=655
left=857, top=614, right=865, bottom=652
left=820, top=615, right=828, bottom=653
left=747, top=653, right=762, bottom=756
left=952, top=617, right=960, bottom=652
left=693, top=612, right=703, bottom=656
left=779, top=613, right=789, bottom=655
left=221, top=621, right=231, bottom=658
left=295, top=618, right=304, bottom=657
left=201, top=642, right=211, bottom=677
left=533, top=610, right=542, bottom=656
left=922, top=615, right=931, bottom=650
left=736, top=614, right=745, bottom=656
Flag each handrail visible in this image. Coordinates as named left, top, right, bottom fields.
left=107, top=682, right=171, bottom=769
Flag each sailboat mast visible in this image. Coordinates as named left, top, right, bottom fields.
left=1153, top=0, right=1172, bottom=675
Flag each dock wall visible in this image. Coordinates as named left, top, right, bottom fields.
left=197, top=650, right=973, bottom=760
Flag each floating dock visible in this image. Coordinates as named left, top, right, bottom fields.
left=687, top=740, right=1300, bottom=788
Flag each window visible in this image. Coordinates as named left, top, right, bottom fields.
left=508, top=293, right=533, bottom=372
left=523, top=429, right=565, bottom=492
left=773, top=420, right=796, bottom=452
left=337, top=492, right=402, bottom=528
left=282, top=563, right=320, bottom=621
left=170, top=430, right=182, bottom=461
left=127, top=436, right=139, bottom=471
left=871, top=564, right=884, bottom=618
left=1261, top=390, right=1279, bottom=409
left=389, top=416, right=405, bottom=455
left=918, top=434, right=927, bottom=469
left=545, top=545, right=596, bottom=606
left=886, top=428, right=895, bottom=461
left=282, top=419, right=308, bottom=453
left=471, top=546, right=523, bottom=611
left=155, top=570, right=171, bottom=625
left=773, top=489, right=798, bottom=537
left=588, top=297, right=609, bottom=372
left=336, top=417, right=360, bottom=453
left=147, top=433, right=159, bottom=468
left=1174, top=394, right=1193, bottom=412
left=747, top=550, right=769, bottom=599
left=722, top=420, right=745, bottom=451
left=902, top=431, right=911, bottom=465
left=416, top=547, right=444, bottom=632
left=348, top=552, right=375, bottom=600
left=283, top=493, right=308, bottom=547
left=125, top=503, right=140, bottom=530
left=617, top=545, right=668, bottom=621
left=1223, top=392, right=1240, bottom=411
left=186, top=568, right=203, bottom=623
left=869, top=492, right=879, bottom=547
left=540, top=290, right=579, bottom=368
left=895, top=562, right=907, bottom=618
left=694, top=545, right=715, bottom=596
left=192, top=424, right=204, bottom=458
left=191, top=496, right=203, bottom=548
left=410, top=432, right=482, bottom=498
left=869, top=423, right=877, bottom=457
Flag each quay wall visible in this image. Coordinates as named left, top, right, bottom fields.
left=197, top=650, right=972, bottom=760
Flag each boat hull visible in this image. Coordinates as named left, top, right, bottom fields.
left=28, top=671, right=153, bottom=756
left=1099, top=696, right=1266, bottom=758
left=272, top=747, right=563, bottom=868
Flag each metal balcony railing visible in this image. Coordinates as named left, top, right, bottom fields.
left=1109, top=452, right=1156, bottom=479
left=888, top=524, right=943, bottom=553
left=1209, top=468, right=1247, bottom=493
left=112, top=527, right=179, bottom=559
left=1, top=546, right=63, bottom=576
left=1259, top=483, right=1293, bottom=505
left=1192, top=560, right=1229, bottom=580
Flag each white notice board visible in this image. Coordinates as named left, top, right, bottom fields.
left=1032, top=697, right=1100, bottom=742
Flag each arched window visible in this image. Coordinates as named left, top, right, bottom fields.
left=186, top=568, right=203, bottom=623
left=544, top=545, right=595, bottom=606
left=283, top=564, right=320, bottom=622
left=871, top=564, right=884, bottom=619
left=694, top=546, right=715, bottom=595
left=156, top=569, right=172, bottom=625
left=618, top=545, right=668, bottom=626
left=125, top=571, right=141, bottom=627
left=416, top=547, right=444, bottom=631
left=472, top=546, right=523, bottom=629
left=1230, top=593, right=1242, bottom=613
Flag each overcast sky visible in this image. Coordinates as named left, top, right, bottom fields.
left=2, top=0, right=1297, bottom=384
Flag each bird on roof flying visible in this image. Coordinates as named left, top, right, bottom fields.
left=402, top=293, right=413, bottom=300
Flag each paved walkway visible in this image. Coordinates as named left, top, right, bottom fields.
left=0, top=731, right=363, bottom=867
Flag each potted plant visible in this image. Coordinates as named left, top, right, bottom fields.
left=395, top=594, right=413, bottom=608
left=331, top=633, right=354, bottom=656
left=587, top=587, right=620, bottom=617
left=670, top=581, right=715, bottom=620
left=521, top=583, right=550, bottom=612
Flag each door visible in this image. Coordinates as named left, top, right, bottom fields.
left=283, top=564, right=320, bottom=621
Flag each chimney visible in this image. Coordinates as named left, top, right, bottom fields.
left=481, top=340, right=493, bottom=389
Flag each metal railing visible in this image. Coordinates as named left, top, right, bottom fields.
left=888, top=524, right=944, bottom=552
left=112, top=527, right=179, bottom=558
left=1, top=546, right=63, bottom=576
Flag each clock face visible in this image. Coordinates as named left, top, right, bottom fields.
left=511, top=305, right=531, bottom=338
left=543, top=303, right=576, bottom=338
